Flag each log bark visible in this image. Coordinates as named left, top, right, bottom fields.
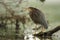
left=33, top=26, right=60, bottom=39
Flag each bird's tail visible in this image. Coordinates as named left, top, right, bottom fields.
left=44, top=24, right=48, bottom=29
left=43, top=22, right=48, bottom=29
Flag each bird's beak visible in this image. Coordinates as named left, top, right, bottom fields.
left=23, top=8, right=32, bottom=12
left=23, top=8, right=28, bottom=11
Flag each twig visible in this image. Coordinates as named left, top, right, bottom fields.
left=16, top=0, right=23, bottom=7
left=0, top=2, right=15, bottom=16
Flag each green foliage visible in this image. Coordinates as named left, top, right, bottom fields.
left=40, top=0, right=45, bottom=2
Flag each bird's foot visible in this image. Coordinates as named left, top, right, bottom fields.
left=41, top=27, right=46, bottom=32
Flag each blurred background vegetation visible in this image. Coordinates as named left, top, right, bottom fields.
left=0, top=0, right=60, bottom=40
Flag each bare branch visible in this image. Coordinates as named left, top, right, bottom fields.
left=34, top=26, right=60, bottom=39
left=16, top=0, right=23, bottom=7
left=0, top=2, right=15, bottom=16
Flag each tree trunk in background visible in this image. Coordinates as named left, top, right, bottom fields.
left=15, top=19, right=24, bottom=40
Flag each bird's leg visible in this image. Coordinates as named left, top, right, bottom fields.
left=34, top=24, right=37, bottom=40
left=35, top=24, right=37, bottom=34
left=41, top=26, right=46, bottom=32
left=41, top=26, right=46, bottom=40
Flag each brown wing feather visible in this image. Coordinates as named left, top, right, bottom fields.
left=29, top=9, right=48, bottom=29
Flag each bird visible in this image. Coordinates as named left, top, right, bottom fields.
left=24, top=7, right=48, bottom=32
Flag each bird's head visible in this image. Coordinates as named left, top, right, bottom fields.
left=23, top=7, right=36, bottom=12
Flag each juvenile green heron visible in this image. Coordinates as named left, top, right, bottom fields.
left=24, top=7, right=48, bottom=32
